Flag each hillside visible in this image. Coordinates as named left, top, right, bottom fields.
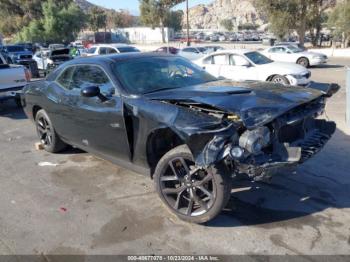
left=185, top=0, right=266, bottom=30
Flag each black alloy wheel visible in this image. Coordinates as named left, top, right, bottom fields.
left=35, top=109, right=67, bottom=153
left=154, top=145, right=232, bottom=224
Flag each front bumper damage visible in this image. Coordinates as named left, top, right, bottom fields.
left=233, top=119, right=336, bottom=180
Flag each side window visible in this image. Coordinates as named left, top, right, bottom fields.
left=87, top=47, right=96, bottom=54
left=183, top=48, right=196, bottom=53
left=230, top=55, right=249, bottom=66
left=99, top=47, right=108, bottom=55
left=212, top=54, right=227, bottom=65
left=107, top=48, right=117, bottom=54
left=70, top=65, right=115, bottom=95
left=202, top=56, right=213, bottom=65
left=56, top=66, right=75, bottom=89
left=270, top=47, right=285, bottom=53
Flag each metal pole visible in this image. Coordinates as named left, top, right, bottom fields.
left=347, top=67, right=350, bottom=127
left=186, top=0, right=190, bottom=46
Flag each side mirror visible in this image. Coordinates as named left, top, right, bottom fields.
left=81, top=85, right=100, bottom=97
left=81, top=85, right=108, bottom=102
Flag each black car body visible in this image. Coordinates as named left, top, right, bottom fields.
left=22, top=53, right=338, bottom=223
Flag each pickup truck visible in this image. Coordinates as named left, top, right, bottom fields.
left=0, top=53, right=31, bottom=106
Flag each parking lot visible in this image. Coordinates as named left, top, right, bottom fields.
left=0, top=57, right=350, bottom=256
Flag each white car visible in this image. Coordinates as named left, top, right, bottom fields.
left=261, top=45, right=327, bottom=67
left=195, top=49, right=311, bottom=86
left=85, top=44, right=140, bottom=57
left=0, top=54, right=30, bottom=104
left=178, top=47, right=208, bottom=61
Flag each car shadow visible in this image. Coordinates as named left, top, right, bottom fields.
left=206, top=127, right=350, bottom=227
left=313, top=64, right=344, bottom=69
left=0, top=100, right=27, bottom=120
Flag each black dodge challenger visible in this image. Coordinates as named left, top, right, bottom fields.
left=22, top=53, right=338, bottom=223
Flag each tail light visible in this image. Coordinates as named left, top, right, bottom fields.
left=24, top=68, right=32, bottom=82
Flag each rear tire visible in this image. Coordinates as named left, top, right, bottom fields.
left=297, top=57, right=310, bottom=68
left=35, top=109, right=67, bottom=153
left=154, top=145, right=232, bottom=224
left=271, top=75, right=290, bottom=85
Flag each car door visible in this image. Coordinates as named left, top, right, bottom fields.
left=266, top=47, right=290, bottom=62
left=53, top=64, right=131, bottom=161
left=219, top=54, right=258, bottom=81
left=201, top=54, right=224, bottom=77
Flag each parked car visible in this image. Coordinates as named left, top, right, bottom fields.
left=178, top=47, right=207, bottom=60
left=203, top=46, right=224, bottom=53
left=85, top=44, right=140, bottom=57
left=48, top=44, right=65, bottom=50
left=2, top=45, right=39, bottom=77
left=0, top=54, right=31, bottom=105
left=22, top=53, right=338, bottom=223
left=261, top=45, right=328, bottom=67
left=154, top=46, right=179, bottom=55
left=274, top=42, right=306, bottom=51
left=195, top=49, right=311, bottom=86
left=33, top=48, right=72, bottom=73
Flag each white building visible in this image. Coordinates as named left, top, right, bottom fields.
left=115, top=27, right=174, bottom=44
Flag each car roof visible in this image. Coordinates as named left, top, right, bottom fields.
left=208, top=49, right=254, bottom=55
left=91, top=44, right=130, bottom=48
left=64, top=52, right=174, bottom=65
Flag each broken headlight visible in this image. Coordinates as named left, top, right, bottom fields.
left=239, top=126, right=271, bottom=155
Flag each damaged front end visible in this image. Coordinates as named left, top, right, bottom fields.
left=181, top=96, right=336, bottom=180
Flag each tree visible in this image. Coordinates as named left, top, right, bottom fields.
left=16, top=0, right=87, bottom=44
left=256, top=0, right=336, bottom=46
left=164, top=10, right=184, bottom=32
left=220, top=19, right=233, bottom=31
left=328, top=0, right=350, bottom=48
left=307, top=0, right=336, bottom=46
left=256, top=0, right=308, bottom=44
left=88, top=6, right=107, bottom=33
left=139, top=0, right=184, bottom=43
left=238, top=23, right=258, bottom=31
left=0, top=0, right=73, bottom=37
left=106, top=9, right=135, bottom=30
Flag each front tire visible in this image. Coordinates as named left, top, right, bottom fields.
left=35, top=109, right=67, bottom=153
left=154, top=145, right=232, bottom=224
left=271, top=75, right=290, bottom=85
left=297, top=57, right=310, bottom=68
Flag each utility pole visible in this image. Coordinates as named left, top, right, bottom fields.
left=186, top=0, right=190, bottom=46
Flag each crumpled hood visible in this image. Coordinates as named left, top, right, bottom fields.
left=50, top=48, right=70, bottom=57
left=145, top=80, right=324, bottom=129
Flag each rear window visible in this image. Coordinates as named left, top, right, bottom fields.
left=117, top=47, right=140, bottom=53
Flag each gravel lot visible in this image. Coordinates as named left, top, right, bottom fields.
left=0, top=58, right=349, bottom=256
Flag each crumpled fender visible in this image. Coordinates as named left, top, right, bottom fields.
left=185, top=124, right=236, bottom=168
left=307, top=82, right=340, bottom=97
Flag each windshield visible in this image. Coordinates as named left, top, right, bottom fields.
left=286, top=45, right=303, bottom=53
left=113, top=56, right=217, bottom=95
left=245, top=51, right=273, bottom=65
left=6, top=46, right=25, bottom=52
left=117, top=47, right=140, bottom=53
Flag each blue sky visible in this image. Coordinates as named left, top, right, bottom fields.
left=88, top=0, right=213, bottom=15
